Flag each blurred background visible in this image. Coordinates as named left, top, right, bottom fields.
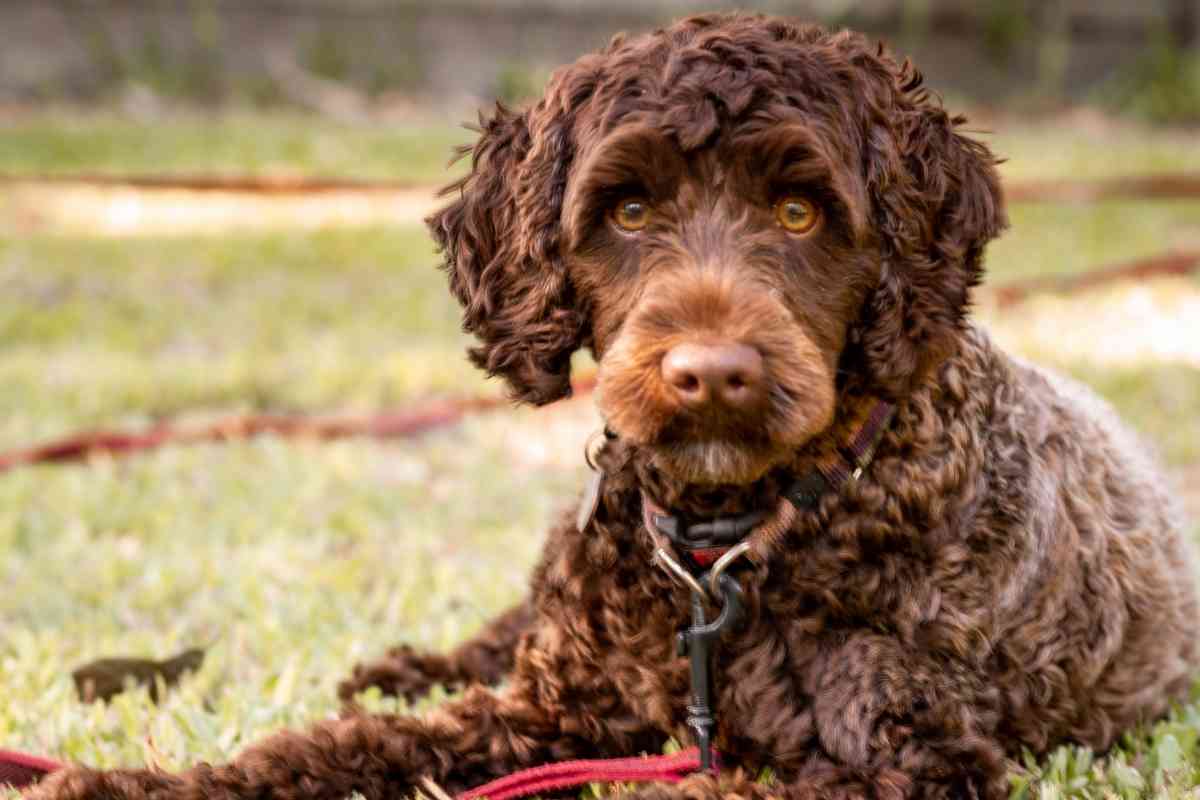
left=1, top=0, right=1199, bottom=117
left=1, top=2, right=1199, bottom=797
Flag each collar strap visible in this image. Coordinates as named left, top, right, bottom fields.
left=644, top=501, right=766, bottom=548
left=785, top=399, right=895, bottom=510
left=641, top=495, right=764, bottom=568
left=642, top=399, right=895, bottom=570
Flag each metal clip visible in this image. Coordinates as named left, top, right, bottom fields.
left=653, top=546, right=709, bottom=599
left=675, top=572, right=745, bottom=774
left=707, top=540, right=752, bottom=597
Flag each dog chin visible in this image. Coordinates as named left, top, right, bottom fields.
left=650, top=439, right=786, bottom=486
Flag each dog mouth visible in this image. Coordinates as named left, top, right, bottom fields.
left=643, top=427, right=791, bottom=485
left=630, top=442, right=792, bottom=525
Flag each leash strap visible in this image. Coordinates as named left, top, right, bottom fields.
left=0, top=749, right=62, bottom=791
left=799, top=399, right=896, bottom=502
left=456, top=746, right=715, bottom=800
left=0, top=747, right=712, bottom=799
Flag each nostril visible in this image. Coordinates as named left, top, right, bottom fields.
left=677, top=373, right=701, bottom=393
left=662, top=347, right=707, bottom=400
left=727, top=373, right=746, bottom=390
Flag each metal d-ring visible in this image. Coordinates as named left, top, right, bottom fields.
left=653, top=546, right=709, bottom=599
left=708, top=540, right=752, bottom=597
left=583, top=429, right=607, bottom=472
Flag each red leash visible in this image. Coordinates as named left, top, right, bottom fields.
left=0, top=747, right=711, bottom=798
left=0, top=377, right=599, bottom=475
left=457, top=747, right=714, bottom=800
left=0, top=750, right=61, bottom=791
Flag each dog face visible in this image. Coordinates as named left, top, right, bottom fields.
left=429, top=13, right=1005, bottom=485
left=565, top=123, right=876, bottom=483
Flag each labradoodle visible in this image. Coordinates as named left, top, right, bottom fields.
left=30, top=12, right=1198, bottom=800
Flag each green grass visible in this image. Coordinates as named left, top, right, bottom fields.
left=987, top=200, right=1200, bottom=282
left=0, top=227, right=490, bottom=451
left=986, top=121, right=1200, bottom=183
left=2, top=113, right=1199, bottom=799
left=1008, top=715, right=1200, bottom=799
left=0, top=112, right=471, bottom=183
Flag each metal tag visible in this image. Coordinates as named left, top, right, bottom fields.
left=576, top=469, right=604, bottom=532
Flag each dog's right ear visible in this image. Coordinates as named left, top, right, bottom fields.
left=428, top=102, right=586, bottom=406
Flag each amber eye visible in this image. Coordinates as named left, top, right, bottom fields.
left=775, top=196, right=819, bottom=234
left=612, top=198, right=651, bottom=232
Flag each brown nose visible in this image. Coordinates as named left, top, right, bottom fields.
left=661, top=342, right=765, bottom=411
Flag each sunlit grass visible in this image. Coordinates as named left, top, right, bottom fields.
left=987, top=200, right=1200, bottom=282
left=0, top=226, right=489, bottom=451
left=0, top=111, right=471, bottom=183
left=987, top=116, right=1200, bottom=183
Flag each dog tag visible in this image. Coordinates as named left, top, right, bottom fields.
left=576, top=469, right=604, bottom=532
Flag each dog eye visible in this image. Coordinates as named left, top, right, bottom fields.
left=775, top=196, right=819, bottom=235
left=611, top=198, right=651, bottom=232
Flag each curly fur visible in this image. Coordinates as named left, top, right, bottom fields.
left=30, top=13, right=1198, bottom=800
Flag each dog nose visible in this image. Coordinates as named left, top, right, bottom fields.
left=661, top=342, right=765, bottom=411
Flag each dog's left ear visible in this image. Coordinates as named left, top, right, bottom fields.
left=428, top=87, right=589, bottom=405
left=859, top=72, right=1007, bottom=398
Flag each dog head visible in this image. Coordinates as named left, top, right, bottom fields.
left=429, top=13, right=1005, bottom=485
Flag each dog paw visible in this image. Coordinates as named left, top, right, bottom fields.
left=337, top=645, right=457, bottom=703
left=813, top=636, right=917, bottom=768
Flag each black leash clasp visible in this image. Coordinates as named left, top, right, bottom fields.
left=675, top=571, right=744, bottom=773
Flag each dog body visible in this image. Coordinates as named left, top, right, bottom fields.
left=526, top=330, right=1198, bottom=800
left=31, top=13, right=1198, bottom=800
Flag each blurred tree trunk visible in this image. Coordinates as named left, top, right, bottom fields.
left=1171, top=0, right=1198, bottom=49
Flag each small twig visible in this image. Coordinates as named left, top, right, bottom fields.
left=419, top=775, right=456, bottom=800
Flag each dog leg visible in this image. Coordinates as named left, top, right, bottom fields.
left=337, top=600, right=534, bottom=703
left=27, top=635, right=661, bottom=800
left=806, top=634, right=1009, bottom=799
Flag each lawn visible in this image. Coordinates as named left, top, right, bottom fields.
left=0, top=227, right=484, bottom=451
left=1, top=112, right=1198, bottom=800
left=0, top=111, right=472, bottom=184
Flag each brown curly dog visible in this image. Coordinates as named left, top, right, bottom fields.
left=30, top=12, right=1198, bottom=800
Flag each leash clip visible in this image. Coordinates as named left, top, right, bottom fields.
left=676, top=572, right=745, bottom=774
